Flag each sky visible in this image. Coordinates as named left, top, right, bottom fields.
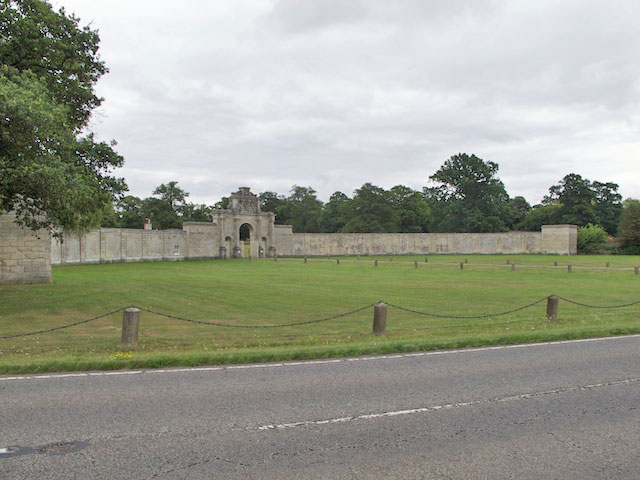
left=53, top=0, right=640, bottom=205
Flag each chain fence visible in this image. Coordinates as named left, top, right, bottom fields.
left=1, top=295, right=639, bottom=339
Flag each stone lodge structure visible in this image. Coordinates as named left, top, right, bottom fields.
left=0, top=187, right=578, bottom=284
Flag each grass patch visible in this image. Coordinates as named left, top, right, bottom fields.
left=1, top=254, right=639, bottom=373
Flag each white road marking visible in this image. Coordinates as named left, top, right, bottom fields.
left=1, top=333, right=639, bottom=382
left=257, top=378, right=640, bottom=430
left=0, top=447, right=11, bottom=454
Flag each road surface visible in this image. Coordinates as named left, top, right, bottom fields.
left=2, top=335, right=640, bottom=479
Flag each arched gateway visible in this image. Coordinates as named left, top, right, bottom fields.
left=201, top=187, right=276, bottom=258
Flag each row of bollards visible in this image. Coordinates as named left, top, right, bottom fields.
left=300, top=257, right=638, bottom=275
left=372, top=295, right=564, bottom=336
left=121, top=291, right=629, bottom=348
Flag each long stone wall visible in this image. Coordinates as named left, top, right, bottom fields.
left=0, top=212, right=51, bottom=284
left=274, top=225, right=577, bottom=256
left=49, top=223, right=577, bottom=266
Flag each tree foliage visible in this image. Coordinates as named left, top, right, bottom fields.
left=0, top=0, right=126, bottom=232
left=426, top=153, right=510, bottom=232
left=617, top=199, right=640, bottom=253
left=541, top=174, right=622, bottom=233
left=577, top=224, right=608, bottom=253
left=275, top=186, right=324, bottom=233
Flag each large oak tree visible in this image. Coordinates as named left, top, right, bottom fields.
left=0, top=0, right=126, bottom=233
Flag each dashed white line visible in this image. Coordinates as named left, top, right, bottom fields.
left=257, top=378, right=640, bottom=430
left=1, top=334, right=639, bottom=382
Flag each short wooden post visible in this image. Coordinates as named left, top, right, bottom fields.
left=425, top=256, right=428, bottom=263
left=568, top=264, right=572, bottom=273
left=506, top=259, right=510, bottom=265
left=336, top=258, right=340, bottom=265
left=374, top=259, right=378, bottom=267
left=414, top=260, right=418, bottom=268
left=635, top=266, right=639, bottom=275
left=554, top=261, right=558, bottom=267
left=511, top=263, right=516, bottom=271
left=389, top=256, right=393, bottom=263
left=606, top=262, right=610, bottom=268
left=304, top=256, right=307, bottom=263
left=122, top=307, right=140, bottom=349
left=460, top=262, right=464, bottom=270
left=373, top=302, right=387, bottom=335
left=546, top=295, right=559, bottom=321
left=357, top=255, right=360, bottom=261
left=464, top=258, right=468, bottom=264
left=274, top=255, right=277, bottom=262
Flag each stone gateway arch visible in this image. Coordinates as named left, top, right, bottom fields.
left=208, top=187, right=276, bottom=259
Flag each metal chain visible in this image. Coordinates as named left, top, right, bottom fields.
left=556, top=296, right=640, bottom=309
left=384, top=297, right=548, bottom=319
left=0, top=307, right=126, bottom=339
left=134, top=303, right=377, bottom=328
left=3, top=294, right=638, bottom=338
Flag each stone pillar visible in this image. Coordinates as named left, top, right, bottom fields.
left=541, top=225, right=578, bottom=255
left=0, top=211, right=52, bottom=285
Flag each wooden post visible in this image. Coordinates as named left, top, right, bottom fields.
left=389, top=256, right=393, bottom=263
left=511, top=263, right=515, bottom=271
left=425, top=256, right=428, bottom=263
left=122, top=307, right=140, bottom=349
left=568, top=264, right=572, bottom=273
left=506, top=259, right=510, bottom=265
left=374, top=259, right=378, bottom=267
left=357, top=255, right=360, bottom=261
left=635, top=266, right=639, bottom=275
left=554, top=261, right=558, bottom=267
left=373, top=302, right=387, bottom=335
left=304, top=256, right=307, bottom=263
left=414, top=260, right=418, bottom=268
left=465, top=258, right=468, bottom=264
left=336, top=258, right=340, bottom=265
left=606, top=262, right=610, bottom=268
left=546, top=295, right=559, bottom=322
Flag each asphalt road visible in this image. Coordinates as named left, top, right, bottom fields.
left=2, top=335, right=639, bottom=479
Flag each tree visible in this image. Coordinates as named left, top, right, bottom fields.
left=320, top=191, right=350, bottom=233
left=275, top=186, right=324, bottom=232
left=116, top=195, right=145, bottom=229
left=0, top=0, right=126, bottom=233
left=342, top=183, right=399, bottom=233
left=516, top=203, right=560, bottom=231
left=591, top=181, right=623, bottom=234
left=259, top=191, right=286, bottom=213
left=506, top=196, right=531, bottom=230
left=153, top=181, right=188, bottom=212
left=426, top=153, right=510, bottom=232
left=181, top=203, right=212, bottom=223
left=389, top=185, right=431, bottom=233
left=617, top=199, right=640, bottom=253
left=542, top=174, right=623, bottom=233
left=543, top=173, right=597, bottom=226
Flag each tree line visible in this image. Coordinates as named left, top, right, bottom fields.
left=100, top=153, right=640, bottom=253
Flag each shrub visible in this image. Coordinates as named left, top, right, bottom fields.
left=577, top=224, right=608, bottom=254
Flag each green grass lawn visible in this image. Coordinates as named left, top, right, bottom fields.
left=1, top=254, right=639, bottom=373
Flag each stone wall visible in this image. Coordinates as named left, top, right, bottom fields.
left=49, top=223, right=578, bottom=265
left=0, top=212, right=51, bottom=284
left=274, top=225, right=577, bottom=256
left=51, top=228, right=188, bottom=264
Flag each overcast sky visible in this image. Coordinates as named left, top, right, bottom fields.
left=53, top=0, right=639, bottom=205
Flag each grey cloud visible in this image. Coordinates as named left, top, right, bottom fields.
left=56, top=0, right=639, bottom=205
